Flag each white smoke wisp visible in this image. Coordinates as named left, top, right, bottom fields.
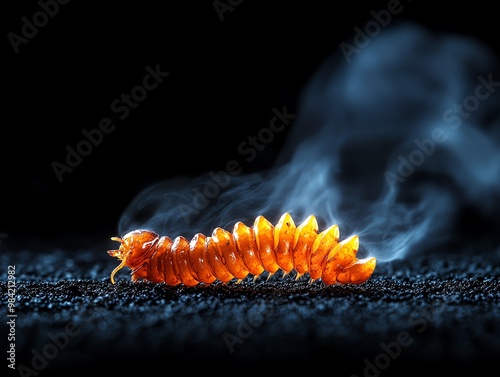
left=118, top=22, right=500, bottom=263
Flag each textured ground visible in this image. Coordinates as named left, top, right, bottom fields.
left=2, top=237, right=500, bottom=376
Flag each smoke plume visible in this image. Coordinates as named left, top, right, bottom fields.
left=118, top=22, right=500, bottom=263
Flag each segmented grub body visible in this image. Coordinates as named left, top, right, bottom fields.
left=107, top=213, right=377, bottom=286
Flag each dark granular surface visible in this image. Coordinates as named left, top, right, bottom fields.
left=2, top=242, right=500, bottom=376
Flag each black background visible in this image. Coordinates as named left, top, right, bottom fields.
left=3, top=0, right=500, bottom=249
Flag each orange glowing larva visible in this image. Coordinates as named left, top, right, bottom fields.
left=107, top=212, right=377, bottom=286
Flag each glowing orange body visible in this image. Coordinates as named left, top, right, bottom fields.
left=107, top=213, right=377, bottom=286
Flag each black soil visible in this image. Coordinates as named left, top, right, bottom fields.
left=2, top=242, right=500, bottom=376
